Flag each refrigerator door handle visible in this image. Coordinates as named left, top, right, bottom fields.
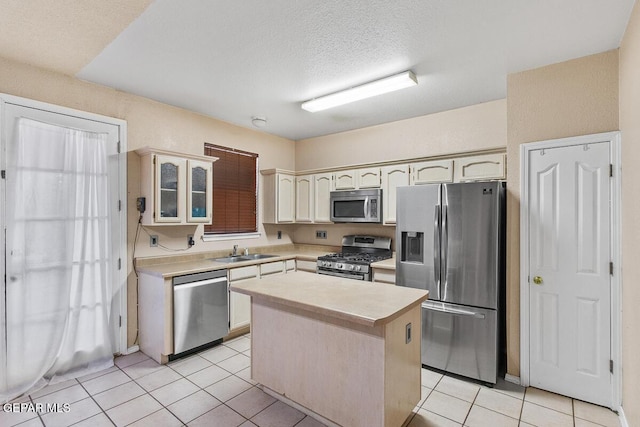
left=441, top=204, right=449, bottom=299
left=421, top=302, right=486, bottom=319
left=434, top=205, right=441, bottom=299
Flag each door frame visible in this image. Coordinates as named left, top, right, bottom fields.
left=0, top=93, right=129, bottom=356
left=519, top=131, right=621, bottom=410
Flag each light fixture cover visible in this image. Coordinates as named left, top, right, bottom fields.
left=301, top=71, right=418, bottom=112
left=251, top=116, right=267, bottom=127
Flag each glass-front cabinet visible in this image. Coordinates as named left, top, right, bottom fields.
left=187, top=160, right=213, bottom=223
left=137, top=148, right=216, bottom=226
left=155, top=155, right=186, bottom=223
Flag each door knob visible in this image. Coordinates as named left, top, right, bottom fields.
left=533, top=276, right=543, bottom=285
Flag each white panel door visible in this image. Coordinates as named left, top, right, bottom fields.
left=528, top=142, right=611, bottom=406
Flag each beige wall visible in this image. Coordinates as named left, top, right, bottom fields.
left=619, top=1, right=640, bottom=423
left=295, top=100, right=507, bottom=171
left=0, top=56, right=296, bottom=348
left=506, top=50, right=619, bottom=376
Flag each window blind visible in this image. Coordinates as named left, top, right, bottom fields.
left=204, top=143, right=258, bottom=234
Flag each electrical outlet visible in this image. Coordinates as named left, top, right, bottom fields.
left=187, top=234, right=194, bottom=247
left=150, top=235, right=158, bottom=247
left=277, top=230, right=282, bottom=239
left=316, top=230, right=327, bottom=239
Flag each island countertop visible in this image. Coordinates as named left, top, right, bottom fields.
left=230, top=271, right=428, bottom=328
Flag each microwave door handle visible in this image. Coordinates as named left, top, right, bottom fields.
left=363, top=197, right=369, bottom=218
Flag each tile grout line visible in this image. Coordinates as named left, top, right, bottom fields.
left=75, top=379, right=116, bottom=427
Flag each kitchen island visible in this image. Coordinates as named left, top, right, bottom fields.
left=231, top=271, right=428, bottom=427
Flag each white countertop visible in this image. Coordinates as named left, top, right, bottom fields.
left=231, top=271, right=427, bottom=327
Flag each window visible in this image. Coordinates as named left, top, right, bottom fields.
left=204, top=143, right=258, bottom=234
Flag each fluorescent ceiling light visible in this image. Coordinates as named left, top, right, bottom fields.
left=301, top=71, right=418, bottom=112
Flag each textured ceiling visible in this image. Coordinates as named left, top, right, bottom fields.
left=1, top=1, right=635, bottom=140
left=0, top=0, right=153, bottom=75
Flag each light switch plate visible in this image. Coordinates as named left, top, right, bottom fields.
left=150, top=235, right=158, bottom=247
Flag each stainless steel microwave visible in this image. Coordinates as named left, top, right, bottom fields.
left=330, top=189, right=382, bottom=223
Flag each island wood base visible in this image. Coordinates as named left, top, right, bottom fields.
left=250, top=299, right=421, bottom=427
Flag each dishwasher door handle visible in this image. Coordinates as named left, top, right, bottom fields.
left=174, top=276, right=227, bottom=290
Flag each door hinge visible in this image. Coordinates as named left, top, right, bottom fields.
left=610, top=359, right=614, bottom=374
left=610, top=262, right=614, bottom=275
left=117, top=141, right=121, bottom=153
left=119, top=315, right=122, bottom=327
left=118, top=200, right=122, bottom=211
left=610, top=164, right=613, bottom=177
left=1, top=170, right=5, bottom=179
left=118, top=258, right=122, bottom=270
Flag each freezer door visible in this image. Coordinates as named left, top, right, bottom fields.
left=422, top=301, right=498, bottom=383
left=441, top=182, right=502, bottom=308
left=396, top=184, right=441, bottom=298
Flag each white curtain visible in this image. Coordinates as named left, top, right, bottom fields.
left=1, top=118, right=115, bottom=402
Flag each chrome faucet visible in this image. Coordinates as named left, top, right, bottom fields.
left=232, top=244, right=238, bottom=256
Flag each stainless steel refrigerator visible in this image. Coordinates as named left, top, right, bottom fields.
left=396, top=181, right=505, bottom=384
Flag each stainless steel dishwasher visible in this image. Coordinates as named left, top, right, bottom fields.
left=173, top=269, right=228, bottom=356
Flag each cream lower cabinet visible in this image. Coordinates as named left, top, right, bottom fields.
left=295, top=175, right=314, bottom=223
left=229, top=266, right=258, bottom=331
left=296, top=259, right=317, bottom=272
left=372, top=268, right=396, bottom=285
left=381, top=164, right=409, bottom=224
left=261, top=169, right=295, bottom=224
left=453, top=153, right=506, bottom=182
left=229, top=260, right=296, bottom=332
left=314, top=172, right=333, bottom=223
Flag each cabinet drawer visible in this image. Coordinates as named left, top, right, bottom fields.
left=296, top=259, right=317, bottom=272
left=372, top=269, right=396, bottom=284
left=229, top=265, right=259, bottom=281
left=260, top=261, right=285, bottom=276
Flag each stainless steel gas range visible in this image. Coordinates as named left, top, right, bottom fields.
left=316, top=235, right=392, bottom=281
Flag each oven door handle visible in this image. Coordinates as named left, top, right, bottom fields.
left=317, top=269, right=366, bottom=280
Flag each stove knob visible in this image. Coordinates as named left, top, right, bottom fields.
left=355, top=265, right=361, bottom=272
left=337, top=263, right=343, bottom=269
left=349, top=265, right=354, bottom=271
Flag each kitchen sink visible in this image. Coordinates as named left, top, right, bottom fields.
left=211, top=256, right=247, bottom=263
left=211, top=254, right=277, bottom=263
left=240, top=254, right=277, bottom=260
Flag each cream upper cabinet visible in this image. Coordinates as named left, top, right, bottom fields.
left=137, top=148, right=216, bottom=226
left=357, top=167, right=381, bottom=188
left=334, top=170, right=357, bottom=190
left=314, top=172, right=334, bottom=223
left=381, top=164, right=409, bottom=224
left=453, top=153, right=506, bottom=182
left=295, top=175, right=314, bottom=223
left=334, top=167, right=380, bottom=190
left=186, top=159, right=213, bottom=223
left=410, top=159, right=454, bottom=185
left=261, top=169, right=295, bottom=224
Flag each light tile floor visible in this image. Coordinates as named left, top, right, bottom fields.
left=1, top=335, right=621, bottom=427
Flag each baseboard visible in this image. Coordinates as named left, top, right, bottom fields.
left=504, top=374, right=521, bottom=385
left=618, top=406, right=629, bottom=427
left=126, top=345, right=140, bottom=355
